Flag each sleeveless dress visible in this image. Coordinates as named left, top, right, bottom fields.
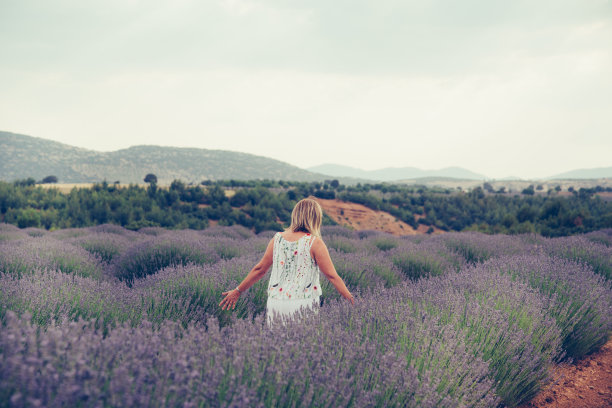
left=266, top=232, right=322, bottom=326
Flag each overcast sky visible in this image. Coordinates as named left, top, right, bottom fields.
left=1, top=0, right=611, bottom=179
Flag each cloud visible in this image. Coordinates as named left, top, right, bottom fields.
left=2, top=0, right=610, bottom=76
left=0, top=0, right=610, bottom=179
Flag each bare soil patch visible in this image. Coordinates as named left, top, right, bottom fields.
left=520, top=338, right=612, bottom=408
left=315, top=198, right=444, bottom=236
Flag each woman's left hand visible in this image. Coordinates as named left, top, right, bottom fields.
left=219, top=289, right=241, bottom=310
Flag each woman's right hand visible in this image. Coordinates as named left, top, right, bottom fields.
left=345, top=293, right=355, bottom=306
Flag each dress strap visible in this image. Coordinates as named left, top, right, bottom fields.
left=307, top=234, right=316, bottom=249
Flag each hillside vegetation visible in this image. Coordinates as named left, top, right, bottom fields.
left=1, top=179, right=610, bottom=236
left=0, top=131, right=332, bottom=184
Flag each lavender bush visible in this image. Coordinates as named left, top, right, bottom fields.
left=390, top=267, right=562, bottom=407
left=110, top=231, right=221, bottom=284
left=369, top=236, right=400, bottom=252
left=0, top=269, right=140, bottom=333
left=0, top=237, right=103, bottom=279
left=69, top=232, right=136, bottom=264
left=541, top=235, right=612, bottom=280
left=321, top=250, right=404, bottom=300
left=48, top=227, right=91, bottom=240
left=1, top=224, right=611, bottom=408
left=389, top=240, right=465, bottom=281
left=137, top=226, right=170, bottom=236
left=321, top=225, right=357, bottom=238
left=86, top=223, right=139, bottom=237
left=200, top=224, right=255, bottom=240
left=22, top=227, right=47, bottom=237
left=434, top=231, right=529, bottom=264
left=481, top=254, right=612, bottom=359
left=324, top=236, right=364, bottom=253
left=583, top=228, right=612, bottom=247
left=0, top=294, right=498, bottom=408
left=133, top=256, right=268, bottom=328
left=0, top=223, right=29, bottom=242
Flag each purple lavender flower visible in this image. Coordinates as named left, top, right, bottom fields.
left=0, top=237, right=103, bottom=279
left=480, top=254, right=612, bottom=359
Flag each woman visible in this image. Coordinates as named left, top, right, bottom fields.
left=219, top=197, right=354, bottom=326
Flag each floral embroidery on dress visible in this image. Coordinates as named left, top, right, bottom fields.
left=266, top=232, right=323, bottom=300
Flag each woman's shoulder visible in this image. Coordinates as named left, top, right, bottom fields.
left=309, top=235, right=325, bottom=249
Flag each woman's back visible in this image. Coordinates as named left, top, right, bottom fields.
left=267, top=231, right=323, bottom=300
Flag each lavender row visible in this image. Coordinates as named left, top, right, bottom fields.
left=480, top=254, right=612, bottom=358
left=0, top=292, right=498, bottom=408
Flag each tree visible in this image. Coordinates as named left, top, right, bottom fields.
left=170, top=179, right=186, bottom=192
left=42, top=175, right=58, bottom=184
left=483, top=182, right=494, bottom=193
left=330, top=179, right=340, bottom=189
left=14, top=178, right=36, bottom=187
left=522, top=185, right=535, bottom=195
left=144, top=173, right=158, bottom=184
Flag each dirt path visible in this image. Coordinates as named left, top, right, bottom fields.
left=520, top=338, right=612, bottom=408
left=314, top=198, right=444, bottom=236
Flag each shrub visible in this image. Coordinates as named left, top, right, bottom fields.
left=0, top=269, right=139, bottom=332
left=133, top=256, right=267, bottom=328
left=0, top=294, right=498, bottom=408
left=371, top=236, right=399, bottom=252
left=110, top=232, right=221, bottom=285
left=325, top=251, right=403, bottom=299
left=482, top=254, right=612, bottom=359
left=541, top=235, right=612, bottom=280
left=0, top=237, right=103, bottom=279
left=395, top=266, right=562, bottom=407
left=200, top=225, right=254, bottom=240
left=324, top=236, right=362, bottom=253
left=435, top=231, right=528, bottom=264
left=69, top=233, right=136, bottom=264
left=0, top=224, right=28, bottom=242
left=390, top=241, right=465, bottom=281
left=583, top=228, right=612, bottom=247
left=321, top=225, right=356, bottom=238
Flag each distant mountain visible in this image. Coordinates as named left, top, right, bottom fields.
left=546, top=167, right=612, bottom=180
left=308, top=164, right=487, bottom=181
left=0, top=131, right=332, bottom=184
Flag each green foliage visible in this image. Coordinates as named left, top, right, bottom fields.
left=144, top=173, right=158, bottom=183
left=112, top=237, right=220, bottom=285
left=41, top=175, right=58, bottom=183
left=392, top=252, right=452, bottom=280
left=0, top=179, right=610, bottom=237
left=372, top=237, right=399, bottom=251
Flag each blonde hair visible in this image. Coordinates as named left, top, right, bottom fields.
left=289, top=197, right=323, bottom=237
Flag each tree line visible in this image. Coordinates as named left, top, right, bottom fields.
left=1, top=178, right=610, bottom=236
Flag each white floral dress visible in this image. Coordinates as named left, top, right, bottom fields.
left=266, top=232, right=322, bottom=325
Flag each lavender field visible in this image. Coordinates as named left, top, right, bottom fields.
left=1, top=223, right=611, bottom=407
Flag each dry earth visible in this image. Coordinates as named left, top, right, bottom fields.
left=520, top=338, right=612, bottom=408
left=314, top=198, right=444, bottom=236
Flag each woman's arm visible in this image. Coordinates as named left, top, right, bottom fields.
left=311, top=238, right=354, bottom=304
left=219, top=238, right=274, bottom=310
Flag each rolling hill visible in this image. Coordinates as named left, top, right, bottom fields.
left=308, top=163, right=487, bottom=181
left=546, top=167, right=612, bottom=180
left=0, top=131, right=333, bottom=184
